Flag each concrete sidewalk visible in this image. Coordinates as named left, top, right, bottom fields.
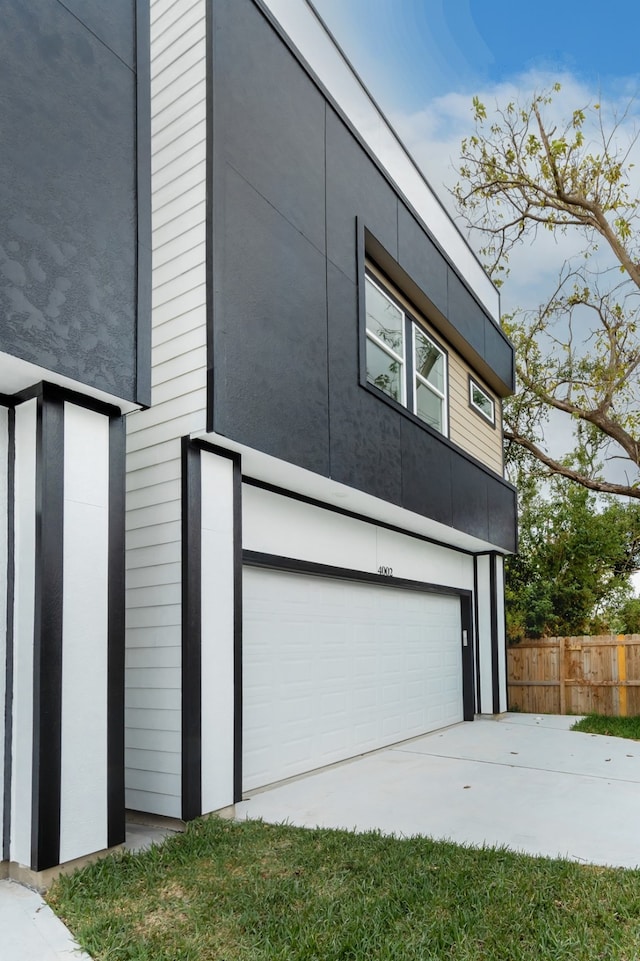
left=236, top=713, right=640, bottom=869
left=1, top=818, right=179, bottom=961
left=0, top=879, right=92, bottom=961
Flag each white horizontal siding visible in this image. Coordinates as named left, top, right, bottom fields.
left=125, top=0, right=207, bottom=819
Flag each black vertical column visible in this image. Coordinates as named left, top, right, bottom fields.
left=460, top=596, right=475, bottom=721
left=490, top=553, right=501, bottom=715
left=107, top=415, right=126, bottom=847
left=31, top=389, right=65, bottom=871
left=181, top=438, right=202, bottom=821
left=2, top=407, right=16, bottom=863
left=232, top=455, right=243, bottom=803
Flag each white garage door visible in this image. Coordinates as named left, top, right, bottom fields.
left=243, top=567, right=463, bottom=792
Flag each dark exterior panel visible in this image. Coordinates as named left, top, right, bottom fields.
left=447, top=268, right=486, bottom=358
left=327, top=264, right=402, bottom=502
left=400, top=420, right=454, bottom=527
left=216, top=0, right=326, bottom=255
left=213, top=165, right=330, bottom=476
left=451, top=460, right=490, bottom=543
left=484, top=317, right=515, bottom=394
left=57, top=0, right=136, bottom=68
left=135, top=0, right=152, bottom=407
left=397, top=204, right=448, bottom=319
left=0, top=0, right=140, bottom=403
left=326, top=109, right=399, bottom=282
left=488, top=479, right=518, bottom=554
left=208, top=0, right=516, bottom=551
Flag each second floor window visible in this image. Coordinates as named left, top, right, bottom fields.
left=365, top=273, right=447, bottom=435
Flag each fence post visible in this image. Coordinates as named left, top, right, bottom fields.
left=559, top=636, right=566, bottom=715
left=617, top=636, right=627, bottom=717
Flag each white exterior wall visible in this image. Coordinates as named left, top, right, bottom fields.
left=8, top=401, right=115, bottom=868
left=200, top=451, right=235, bottom=812
left=59, top=404, right=110, bottom=863
left=243, top=485, right=475, bottom=592
left=10, top=400, right=37, bottom=866
left=496, top=555, right=507, bottom=712
left=476, top=554, right=495, bottom=714
left=125, top=0, right=207, bottom=818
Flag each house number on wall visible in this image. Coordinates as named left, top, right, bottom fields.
left=377, top=565, right=393, bottom=576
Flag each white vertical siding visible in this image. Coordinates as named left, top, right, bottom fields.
left=200, top=451, right=235, bottom=812
left=125, top=0, right=207, bottom=818
left=496, top=556, right=507, bottom=712
left=11, top=400, right=37, bottom=866
left=59, top=405, right=110, bottom=863
left=475, top=555, right=493, bottom=715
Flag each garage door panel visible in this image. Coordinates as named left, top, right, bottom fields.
left=243, top=568, right=463, bottom=791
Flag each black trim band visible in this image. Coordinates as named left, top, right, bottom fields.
left=460, top=596, right=475, bottom=722
left=490, top=552, right=501, bottom=714
left=473, top=556, right=482, bottom=713
left=232, top=455, right=243, bottom=803
left=31, top=390, right=65, bottom=871
left=181, top=438, right=202, bottom=821
left=12, top=381, right=121, bottom=420
left=205, top=0, right=215, bottom=434
left=2, top=409, right=15, bottom=862
left=135, top=0, right=152, bottom=407
left=243, top=551, right=472, bottom=598
left=107, top=416, right=126, bottom=846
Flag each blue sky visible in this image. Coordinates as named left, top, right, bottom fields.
left=312, top=0, right=640, bottom=111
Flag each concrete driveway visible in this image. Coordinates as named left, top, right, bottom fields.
left=235, top=713, right=640, bottom=869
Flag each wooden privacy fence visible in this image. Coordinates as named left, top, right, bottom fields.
left=507, top=635, right=640, bottom=716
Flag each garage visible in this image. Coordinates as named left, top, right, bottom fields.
left=242, top=566, right=465, bottom=792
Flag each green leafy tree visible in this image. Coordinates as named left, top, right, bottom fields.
left=505, top=478, right=640, bottom=641
left=454, top=87, right=640, bottom=496
left=617, top=596, right=640, bottom=634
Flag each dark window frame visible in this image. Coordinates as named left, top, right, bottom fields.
left=362, top=268, right=450, bottom=438
left=468, top=374, right=496, bottom=428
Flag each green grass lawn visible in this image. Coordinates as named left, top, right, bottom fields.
left=571, top=713, right=640, bottom=740
left=47, top=817, right=640, bottom=961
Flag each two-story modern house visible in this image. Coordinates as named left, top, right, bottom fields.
left=124, top=0, right=516, bottom=825
left=1, top=0, right=516, bottom=883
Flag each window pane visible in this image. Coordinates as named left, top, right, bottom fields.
left=414, top=328, right=444, bottom=393
left=367, top=337, right=403, bottom=402
left=365, top=277, right=404, bottom=355
left=471, top=382, right=494, bottom=421
left=416, top=380, right=442, bottom=431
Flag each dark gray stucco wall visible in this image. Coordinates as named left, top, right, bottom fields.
left=210, top=0, right=516, bottom=551
left=0, top=0, right=147, bottom=403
